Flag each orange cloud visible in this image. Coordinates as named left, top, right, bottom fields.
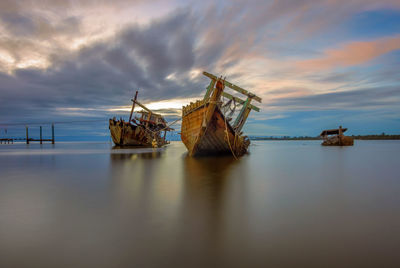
left=298, top=35, right=400, bottom=70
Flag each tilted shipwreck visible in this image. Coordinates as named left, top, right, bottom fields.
left=181, top=72, right=261, bottom=157
left=320, top=126, right=354, bottom=146
left=109, top=91, right=173, bottom=147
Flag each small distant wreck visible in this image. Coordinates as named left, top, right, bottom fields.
left=320, top=126, right=354, bottom=146
left=109, top=91, right=173, bottom=147
left=181, top=71, right=261, bottom=157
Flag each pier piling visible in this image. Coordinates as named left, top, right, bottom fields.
left=52, top=123, right=55, bottom=144
left=26, top=125, right=29, bottom=144
left=1, top=124, right=56, bottom=145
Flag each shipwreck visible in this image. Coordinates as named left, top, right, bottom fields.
left=181, top=72, right=261, bottom=157
left=109, top=91, right=173, bottom=147
left=320, top=126, right=354, bottom=146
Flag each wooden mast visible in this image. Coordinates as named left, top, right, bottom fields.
left=129, top=90, right=139, bottom=122
left=203, top=79, right=216, bottom=101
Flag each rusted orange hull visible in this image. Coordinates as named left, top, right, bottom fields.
left=322, top=135, right=354, bottom=146
left=181, top=102, right=250, bottom=157
left=109, top=119, right=168, bottom=147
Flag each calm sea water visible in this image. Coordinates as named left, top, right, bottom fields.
left=0, top=140, right=399, bottom=267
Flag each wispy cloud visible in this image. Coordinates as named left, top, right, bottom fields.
left=1, top=0, right=400, bottom=136
left=270, top=85, right=400, bottom=111
left=297, top=35, right=400, bottom=70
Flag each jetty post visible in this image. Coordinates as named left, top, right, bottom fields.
left=26, top=125, right=29, bottom=144
left=51, top=123, right=55, bottom=144
left=129, top=90, right=139, bottom=122
left=2, top=124, right=55, bottom=145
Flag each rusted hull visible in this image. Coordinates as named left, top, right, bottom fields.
left=109, top=119, right=168, bottom=147
left=322, top=135, right=354, bottom=146
left=181, top=102, right=250, bottom=157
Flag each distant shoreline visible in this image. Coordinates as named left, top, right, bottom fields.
left=250, top=134, right=400, bottom=141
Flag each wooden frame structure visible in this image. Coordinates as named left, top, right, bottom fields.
left=25, top=124, right=55, bottom=144
left=109, top=91, right=172, bottom=147
left=181, top=71, right=261, bottom=157
left=320, top=126, right=354, bottom=146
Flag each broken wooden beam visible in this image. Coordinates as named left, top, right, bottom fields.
left=222, top=92, right=260, bottom=112
left=203, top=71, right=262, bottom=103
left=203, top=79, right=216, bottom=100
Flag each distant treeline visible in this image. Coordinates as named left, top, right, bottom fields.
left=250, top=136, right=321, bottom=140
left=250, top=133, right=400, bottom=141
left=351, top=134, right=400, bottom=140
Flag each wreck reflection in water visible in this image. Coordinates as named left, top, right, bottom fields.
left=108, top=145, right=246, bottom=267
left=0, top=141, right=400, bottom=267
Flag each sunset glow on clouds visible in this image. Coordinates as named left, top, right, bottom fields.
left=298, top=35, right=400, bottom=70
left=0, top=0, right=400, bottom=137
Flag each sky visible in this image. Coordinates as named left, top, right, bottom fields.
left=0, top=0, right=400, bottom=140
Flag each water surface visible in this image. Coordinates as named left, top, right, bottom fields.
left=0, top=141, right=399, bottom=267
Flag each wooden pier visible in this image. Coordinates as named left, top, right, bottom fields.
left=0, top=124, right=55, bottom=144
left=25, top=124, right=55, bottom=144
left=0, top=138, right=13, bottom=144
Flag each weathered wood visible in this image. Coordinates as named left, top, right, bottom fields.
left=109, top=119, right=169, bottom=147
left=320, top=128, right=348, bottom=136
left=19, top=125, right=56, bottom=144
left=321, top=125, right=353, bottom=146
left=190, top=80, right=225, bottom=156
left=110, top=94, right=172, bottom=147
left=132, top=100, right=152, bottom=113
left=129, top=91, right=139, bottom=122
left=181, top=104, right=250, bottom=156
left=181, top=72, right=260, bottom=157
left=181, top=78, right=251, bottom=157
left=51, top=123, right=55, bottom=144
left=203, top=79, right=216, bottom=100
left=203, top=71, right=262, bottom=103
left=233, top=97, right=252, bottom=132
left=26, top=126, right=29, bottom=144
left=222, top=92, right=260, bottom=112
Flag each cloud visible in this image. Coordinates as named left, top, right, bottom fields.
left=270, top=85, right=400, bottom=111
left=0, top=9, right=203, bottom=124
left=1, top=0, right=400, bottom=137
left=297, top=35, right=400, bottom=70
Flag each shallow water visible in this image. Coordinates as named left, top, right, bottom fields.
left=0, top=140, right=399, bottom=267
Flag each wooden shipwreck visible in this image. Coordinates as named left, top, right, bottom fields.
left=320, top=126, right=354, bottom=146
left=109, top=91, right=172, bottom=147
left=181, top=72, right=261, bottom=157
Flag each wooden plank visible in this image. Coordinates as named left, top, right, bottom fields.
left=129, top=91, right=138, bottom=122
left=132, top=100, right=152, bottom=113
left=222, top=92, right=260, bottom=112
left=234, top=97, right=251, bottom=128
left=191, top=80, right=225, bottom=156
left=203, top=79, right=216, bottom=100
left=234, top=104, right=252, bottom=132
left=203, top=71, right=262, bottom=103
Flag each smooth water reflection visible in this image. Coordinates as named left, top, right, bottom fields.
left=0, top=141, right=399, bottom=267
